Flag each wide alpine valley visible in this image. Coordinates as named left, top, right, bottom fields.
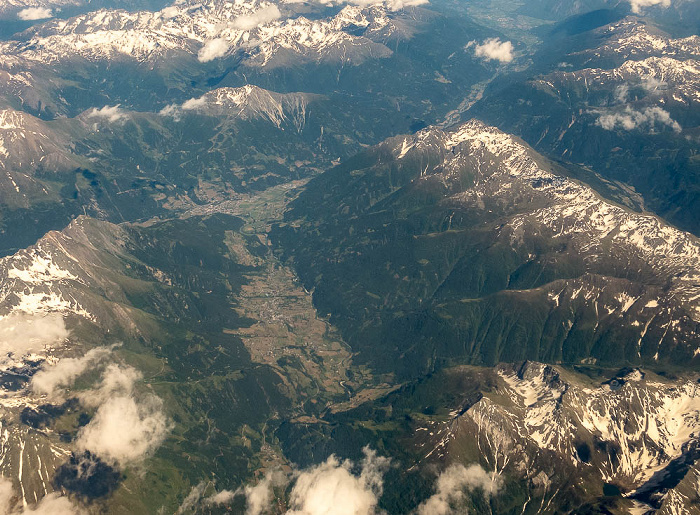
left=0, top=0, right=698, bottom=513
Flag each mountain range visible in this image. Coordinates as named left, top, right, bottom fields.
left=0, top=0, right=698, bottom=513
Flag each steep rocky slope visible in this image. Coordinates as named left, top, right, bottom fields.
left=274, top=120, right=700, bottom=376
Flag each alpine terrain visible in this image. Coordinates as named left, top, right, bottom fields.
left=0, top=0, right=697, bottom=514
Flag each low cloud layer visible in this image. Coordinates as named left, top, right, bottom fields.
left=207, top=470, right=287, bottom=515
left=614, top=77, right=667, bottom=103
left=76, top=391, right=169, bottom=465
left=198, top=38, right=229, bottom=62
left=416, top=464, right=500, bottom=515
left=0, top=477, right=84, bottom=514
left=204, top=447, right=390, bottom=514
left=31, top=348, right=169, bottom=466
left=159, top=95, right=207, bottom=120
left=287, top=447, right=391, bottom=515
left=31, top=345, right=114, bottom=398
left=344, top=0, right=428, bottom=9
left=597, top=106, right=681, bottom=132
left=230, top=5, right=281, bottom=30
left=285, top=0, right=428, bottom=10
left=87, top=105, right=127, bottom=124
left=470, top=38, right=514, bottom=63
left=181, top=96, right=208, bottom=111
left=79, top=363, right=142, bottom=408
left=196, top=454, right=504, bottom=515
left=17, top=7, right=53, bottom=20
left=0, top=313, right=68, bottom=362
left=628, top=0, right=671, bottom=14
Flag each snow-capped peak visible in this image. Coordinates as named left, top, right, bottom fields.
left=0, top=0, right=407, bottom=66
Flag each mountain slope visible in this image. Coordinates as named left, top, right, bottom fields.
left=469, top=18, right=700, bottom=235
left=273, top=119, right=700, bottom=378
left=0, top=208, right=359, bottom=512
left=0, top=83, right=378, bottom=255
left=276, top=361, right=700, bottom=514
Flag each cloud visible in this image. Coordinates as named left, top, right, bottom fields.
left=32, top=350, right=169, bottom=466
left=283, top=0, right=428, bottom=9
left=160, top=6, right=180, bottom=19
left=627, top=0, right=671, bottom=14
left=614, top=84, right=630, bottom=103
left=159, top=95, right=207, bottom=119
left=345, top=0, right=429, bottom=9
left=17, top=7, right=53, bottom=20
left=198, top=38, right=229, bottom=62
left=201, top=448, right=389, bottom=514
left=0, top=478, right=14, bottom=512
left=230, top=5, right=281, bottom=30
left=158, top=104, right=180, bottom=120
left=596, top=105, right=681, bottom=132
left=287, top=447, right=391, bottom=515
left=469, top=38, right=514, bottom=63
left=24, top=493, right=84, bottom=515
left=76, top=393, right=169, bottom=465
left=0, top=477, right=84, bottom=514
left=641, top=75, right=667, bottom=92
left=383, top=0, right=429, bottom=8
left=208, top=470, right=287, bottom=515
left=87, top=105, right=127, bottom=124
left=0, top=313, right=68, bottom=362
left=30, top=345, right=115, bottom=398
left=78, top=363, right=142, bottom=408
left=244, top=474, right=276, bottom=515
left=177, top=482, right=208, bottom=514
left=416, top=464, right=500, bottom=515
left=615, top=77, right=667, bottom=104
left=206, top=489, right=236, bottom=505
left=181, top=96, right=208, bottom=111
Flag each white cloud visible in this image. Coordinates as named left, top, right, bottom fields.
left=208, top=470, right=287, bottom=515
left=628, top=0, right=671, bottom=14
left=76, top=393, right=169, bottom=465
left=230, top=5, right=281, bottom=30
left=181, top=96, right=208, bottom=111
left=245, top=470, right=287, bottom=515
left=177, top=482, right=208, bottom=514
left=470, top=38, right=514, bottom=63
left=614, top=83, right=630, bottom=103
left=207, top=489, right=236, bottom=505
left=158, top=104, right=180, bottom=119
left=24, top=493, right=84, bottom=515
left=287, top=447, right=390, bottom=515
left=0, top=313, right=68, bottom=362
left=344, top=0, right=428, bottom=9
left=160, top=6, right=180, bottom=19
left=244, top=476, right=275, bottom=515
left=0, top=478, right=14, bottom=512
left=78, top=363, right=142, bottom=408
left=203, top=449, right=389, bottom=514
left=615, top=77, right=667, bottom=104
left=31, top=345, right=115, bottom=398
left=32, top=350, right=169, bottom=466
left=384, top=0, right=429, bottom=8
left=284, top=0, right=427, bottom=9
left=87, top=105, right=127, bottom=124
left=198, top=38, right=229, bottom=63
left=641, top=76, right=667, bottom=93
left=159, top=96, right=208, bottom=120
left=0, top=477, right=84, bottom=514
left=596, top=105, right=681, bottom=132
left=416, top=464, right=500, bottom=515
left=17, top=7, right=53, bottom=21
